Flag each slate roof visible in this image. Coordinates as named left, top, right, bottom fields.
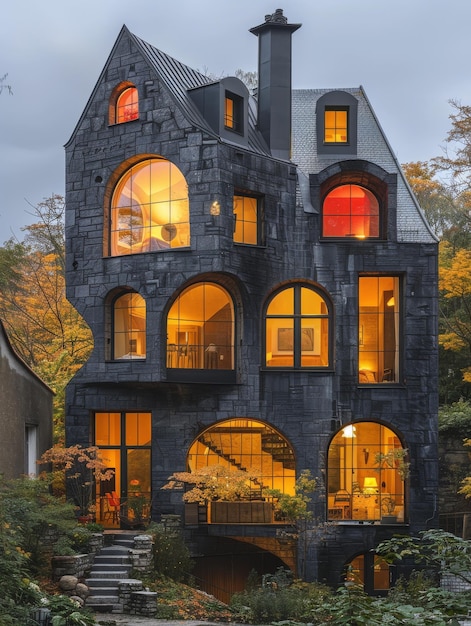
left=67, top=26, right=437, bottom=245
left=291, top=88, right=438, bottom=243
left=129, top=28, right=270, bottom=156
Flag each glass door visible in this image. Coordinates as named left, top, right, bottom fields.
left=95, top=412, right=151, bottom=527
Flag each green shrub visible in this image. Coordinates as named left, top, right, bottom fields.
left=150, top=524, right=194, bottom=582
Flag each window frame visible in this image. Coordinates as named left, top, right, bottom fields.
left=224, top=91, right=244, bottom=134
left=324, top=106, right=349, bottom=144
left=322, top=183, right=381, bottom=239
left=263, top=283, right=333, bottom=371
left=108, top=157, right=190, bottom=257
left=233, top=192, right=263, bottom=246
left=358, top=275, right=401, bottom=385
left=166, top=281, right=237, bottom=384
left=111, top=290, right=146, bottom=361
left=327, top=421, right=408, bottom=524
left=109, top=82, right=139, bottom=125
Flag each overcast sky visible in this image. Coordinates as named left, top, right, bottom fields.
left=1, top=0, right=470, bottom=242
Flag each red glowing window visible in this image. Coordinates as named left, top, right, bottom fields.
left=323, top=184, right=379, bottom=238
left=116, top=87, right=139, bottom=123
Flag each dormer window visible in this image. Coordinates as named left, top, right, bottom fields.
left=324, top=107, right=348, bottom=143
left=225, top=91, right=243, bottom=133
left=316, top=91, right=358, bottom=155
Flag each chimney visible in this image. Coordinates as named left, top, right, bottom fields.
left=250, top=9, right=301, bottom=160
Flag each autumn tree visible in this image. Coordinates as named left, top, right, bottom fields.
left=433, top=99, right=471, bottom=197
left=402, top=161, right=466, bottom=244
left=0, top=195, right=92, bottom=440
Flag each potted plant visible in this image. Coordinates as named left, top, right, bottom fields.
left=163, top=465, right=269, bottom=523
left=380, top=496, right=398, bottom=524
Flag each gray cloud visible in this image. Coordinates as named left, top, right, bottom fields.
left=1, top=0, right=470, bottom=240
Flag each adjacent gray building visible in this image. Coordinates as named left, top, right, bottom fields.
left=65, top=9, right=438, bottom=597
left=0, top=320, right=53, bottom=478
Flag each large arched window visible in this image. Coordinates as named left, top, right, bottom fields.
left=186, top=418, right=295, bottom=523
left=167, top=282, right=234, bottom=371
left=327, top=422, right=408, bottom=523
left=323, top=184, right=379, bottom=238
left=110, top=158, right=190, bottom=256
left=113, top=291, right=146, bottom=359
left=265, top=284, right=331, bottom=368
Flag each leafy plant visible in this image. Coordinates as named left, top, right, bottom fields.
left=38, top=444, right=114, bottom=517
left=265, top=469, right=317, bottom=523
left=162, top=464, right=262, bottom=503
left=376, top=528, right=471, bottom=586
left=149, top=523, right=194, bottom=582
left=374, top=448, right=410, bottom=480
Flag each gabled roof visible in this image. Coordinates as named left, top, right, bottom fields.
left=0, top=320, right=54, bottom=394
left=67, top=26, right=270, bottom=156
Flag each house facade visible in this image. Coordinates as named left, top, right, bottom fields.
left=0, top=320, right=53, bottom=478
left=65, top=9, right=438, bottom=596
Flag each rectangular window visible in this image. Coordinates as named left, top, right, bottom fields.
left=324, top=108, right=348, bottom=143
left=358, top=276, right=399, bottom=384
left=233, top=194, right=260, bottom=245
left=225, top=92, right=243, bottom=133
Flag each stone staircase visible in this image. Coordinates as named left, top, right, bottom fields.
left=85, top=532, right=144, bottom=613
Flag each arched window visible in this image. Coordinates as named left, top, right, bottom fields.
left=327, top=422, right=408, bottom=523
left=265, top=284, right=331, bottom=368
left=344, top=553, right=391, bottom=595
left=186, top=418, right=295, bottom=523
left=110, top=158, right=190, bottom=256
left=113, top=292, right=146, bottom=359
left=109, top=83, right=139, bottom=125
left=116, top=86, right=139, bottom=123
left=323, top=184, right=379, bottom=238
left=167, top=283, right=234, bottom=371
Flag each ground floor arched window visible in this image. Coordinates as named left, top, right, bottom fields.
left=186, top=418, right=296, bottom=524
left=327, top=422, right=408, bottom=523
left=344, top=552, right=392, bottom=595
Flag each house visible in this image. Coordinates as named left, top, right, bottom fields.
left=0, top=320, right=53, bottom=478
left=64, top=9, right=438, bottom=597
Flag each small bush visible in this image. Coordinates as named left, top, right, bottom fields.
left=150, top=524, right=194, bottom=582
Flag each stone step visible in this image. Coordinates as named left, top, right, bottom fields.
left=93, top=555, right=130, bottom=565
left=88, top=569, right=129, bottom=579
left=87, top=586, right=119, bottom=597
left=86, top=578, right=123, bottom=588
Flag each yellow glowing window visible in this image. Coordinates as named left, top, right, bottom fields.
left=187, top=419, right=296, bottom=501
left=233, top=195, right=258, bottom=245
left=167, top=282, right=235, bottom=370
left=116, top=87, right=139, bottom=123
left=224, top=92, right=243, bottom=133
left=328, top=421, right=406, bottom=524
left=324, top=108, right=348, bottom=143
left=323, top=184, right=379, bottom=238
left=110, top=158, right=190, bottom=256
left=265, top=285, right=330, bottom=369
left=113, top=292, right=146, bottom=359
left=358, top=276, right=399, bottom=384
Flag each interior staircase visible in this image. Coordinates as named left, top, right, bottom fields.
left=85, top=532, right=143, bottom=613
